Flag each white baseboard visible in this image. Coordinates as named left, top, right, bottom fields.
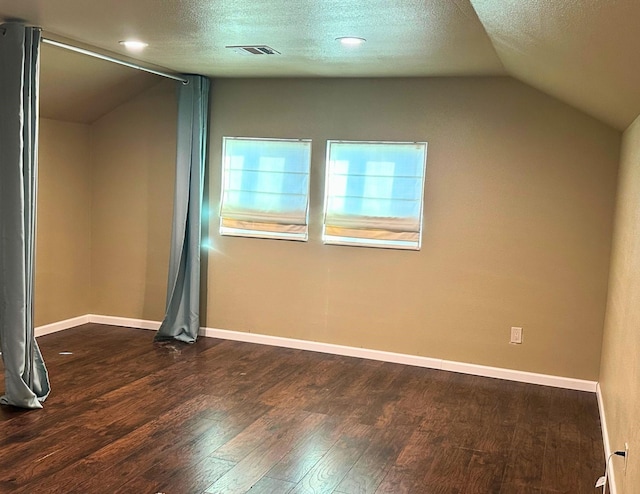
left=87, top=314, right=161, bottom=331
left=200, top=326, right=444, bottom=368
left=199, top=326, right=596, bottom=392
left=440, top=360, right=596, bottom=392
left=34, top=314, right=597, bottom=393
left=34, top=315, right=90, bottom=337
left=597, top=383, right=618, bottom=494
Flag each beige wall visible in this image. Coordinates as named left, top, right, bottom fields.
left=599, top=115, right=640, bottom=493
left=35, top=119, right=92, bottom=326
left=36, top=81, right=176, bottom=326
left=36, top=76, right=620, bottom=382
left=206, top=77, right=620, bottom=380
left=89, top=80, right=176, bottom=321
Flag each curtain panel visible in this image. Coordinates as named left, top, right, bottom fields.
left=0, top=23, right=51, bottom=409
left=155, top=75, right=210, bottom=343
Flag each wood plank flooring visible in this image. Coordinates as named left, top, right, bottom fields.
left=0, top=324, right=603, bottom=493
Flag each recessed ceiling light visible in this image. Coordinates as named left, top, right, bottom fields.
left=336, top=36, right=366, bottom=46
left=119, top=40, right=149, bottom=51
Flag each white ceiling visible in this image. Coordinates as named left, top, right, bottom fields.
left=1, top=0, right=639, bottom=129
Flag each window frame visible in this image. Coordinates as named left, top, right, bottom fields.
left=322, top=139, right=428, bottom=250
left=219, top=136, right=312, bottom=242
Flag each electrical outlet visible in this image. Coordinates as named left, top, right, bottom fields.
left=625, top=442, right=629, bottom=474
left=510, top=327, right=523, bottom=344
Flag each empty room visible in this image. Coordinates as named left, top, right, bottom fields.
left=0, top=1, right=637, bottom=493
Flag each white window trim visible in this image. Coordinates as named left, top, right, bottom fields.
left=220, top=136, right=312, bottom=242
left=322, top=140, right=428, bottom=250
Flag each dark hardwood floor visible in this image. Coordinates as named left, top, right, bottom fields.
left=0, top=324, right=603, bottom=493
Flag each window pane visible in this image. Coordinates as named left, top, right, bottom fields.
left=324, top=140, right=427, bottom=250
left=221, top=137, right=311, bottom=240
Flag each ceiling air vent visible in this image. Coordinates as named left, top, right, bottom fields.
left=226, top=45, right=281, bottom=55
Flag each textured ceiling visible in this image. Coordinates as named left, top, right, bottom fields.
left=1, top=0, right=505, bottom=77
left=1, top=0, right=639, bottom=129
left=469, top=0, right=640, bottom=129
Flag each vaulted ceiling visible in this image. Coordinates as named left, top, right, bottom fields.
left=1, top=0, right=639, bottom=129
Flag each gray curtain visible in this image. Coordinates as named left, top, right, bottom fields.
left=0, top=23, right=50, bottom=409
left=155, top=75, right=210, bottom=343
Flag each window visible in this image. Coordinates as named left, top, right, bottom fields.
left=323, top=140, right=427, bottom=250
left=220, top=137, right=312, bottom=241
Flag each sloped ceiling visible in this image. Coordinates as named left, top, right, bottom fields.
left=1, top=0, right=639, bottom=129
left=469, top=0, right=640, bottom=130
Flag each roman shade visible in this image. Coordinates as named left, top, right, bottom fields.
left=220, top=137, right=311, bottom=240
left=323, top=140, right=427, bottom=249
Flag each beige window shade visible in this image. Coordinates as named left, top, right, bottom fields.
left=220, top=137, right=312, bottom=241
left=323, top=141, right=427, bottom=250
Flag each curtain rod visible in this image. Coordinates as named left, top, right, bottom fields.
left=41, top=38, right=189, bottom=84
